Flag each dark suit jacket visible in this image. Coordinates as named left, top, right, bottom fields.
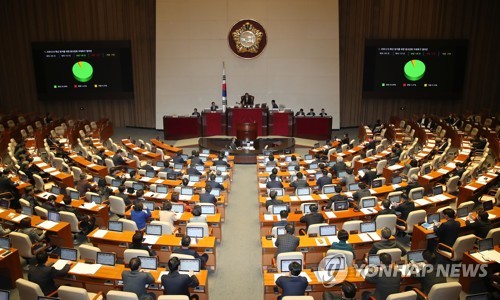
left=186, top=167, right=202, bottom=175
left=122, top=269, right=155, bottom=298
left=353, top=189, right=371, bottom=202
left=364, top=267, right=402, bottom=300
left=466, top=219, right=492, bottom=239
left=213, top=159, right=229, bottom=167
left=266, top=198, right=284, bottom=210
left=299, top=212, right=325, bottom=230
left=394, top=201, right=415, bottom=220
left=413, top=265, right=446, bottom=294
left=317, top=176, right=332, bottom=189
left=332, top=162, right=347, bottom=175
left=161, top=270, right=199, bottom=296
left=376, top=208, right=396, bottom=218
left=112, top=154, right=126, bottom=166
left=361, top=170, right=378, bottom=185
left=207, top=180, right=224, bottom=190
left=190, top=157, right=203, bottom=166
left=369, top=239, right=407, bottom=256
left=200, top=192, right=217, bottom=205
left=275, top=234, right=300, bottom=257
left=276, top=275, right=308, bottom=297
left=28, top=264, right=70, bottom=295
left=434, top=219, right=460, bottom=247
left=172, top=155, right=185, bottom=164
left=116, top=192, right=132, bottom=206
left=290, top=179, right=308, bottom=189
left=266, top=180, right=283, bottom=189
left=173, top=247, right=202, bottom=261
left=0, top=176, right=16, bottom=194
left=241, top=94, right=254, bottom=106
left=326, top=194, right=348, bottom=209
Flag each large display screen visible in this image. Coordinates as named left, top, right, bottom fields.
left=362, top=39, right=468, bottom=99
left=32, top=41, right=134, bottom=100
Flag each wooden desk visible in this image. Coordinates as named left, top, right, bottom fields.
left=0, top=209, right=73, bottom=248
left=150, top=139, right=183, bottom=156
left=121, top=139, right=162, bottom=162
left=227, top=107, right=268, bottom=136
left=34, top=161, right=74, bottom=188
left=51, top=258, right=209, bottom=300
left=67, top=153, right=108, bottom=177
left=0, top=248, right=23, bottom=289
left=87, top=229, right=217, bottom=271
left=411, top=206, right=500, bottom=250
left=330, top=145, right=366, bottom=162
left=459, top=246, right=500, bottom=293
left=457, top=172, right=499, bottom=207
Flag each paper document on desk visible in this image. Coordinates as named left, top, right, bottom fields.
left=325, top=211, right=336, bottom=219
left=360, top=208, right=377, bottom=215
left=327, top=236, right=340, bottom=244
left=92, top=229, right=108, bottom=238
left=316, top=238, right=328, bottom=246
left=368, top=232, right=381, bottom=241
left=437, top=169, right=449, bottom=174
left=12, top=214, right=29, bottom=222
left=259, top=183, right=266, bottom=188
left=140, top=177, right=152, bottom=182
left=51, top=171, right=60, bottom=176
left=187, top=182, right=196, bottom=187
left=369, top=189, right=376, bottom=194
left=298, top=195, right=314, bottom=201
left=70, top=263, right=101, bottom=275
left=143, top=235, right=160, bottom=245
left=465, top=186, right=477, bottom=191
left=388, top=165, right=403, bottom=170
left=423, top=175, right=433, bottom=180
left=44, top=167, right=56, bottom=173
left=446, top=162, right=456, bottom=168
left=179, top=195, right=192, bottom=201
left=471, top=250, right=500, bottom=263
left=426, top=196, right=439, bottom=203
left=344, top=192, right=353, bottom=198
left=289, top=196, right=299, bottom=202
left=37, top=163, right=48, bottom=168
left=87, top=163, right=97, bottom=168
left=263, top=214, right=274, bottom=221
left=53, top=259, right=69, bottom=270
left=414, top=199, right=431, bottom=206
left=37, top=220, right=58, bottom=229
left=392, top=184, right=400, bottom=189
left=488, top=214, right=496, bottom=220
left=319, top=194, right=329, bottom=200
left=82, top=203, right=97, bottom=210
left=435, top=194, right=449, bottom=201
left=358, top=233, right=372, bottom=242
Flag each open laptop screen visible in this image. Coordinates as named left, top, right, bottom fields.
left=21, top=206, right=33, bottom=216
left=181, top=187, right=193, bottom=196
left=210, top=188, right=221, bottom=197
left=362, top=197, right=376, bottom=208
left=179, top=258, right=201, bottom=272
left=171, top=204, right=184, bottom=213
left=0, top=237, right=10, bottom=250
left=412, top=190, right=424, bottom=200
left=91, top=195, right=102, bottom=204
left=216, top=165, right=227, bottom=172
left=69, top=190, right=80, bottom=200
left=215, top=176, right=224, bottom=183
left=478, top=238, right=494, bottom=252
left=276, top=227, right=286, bottom=236
left=108, top=220, right=123, bottom=232
left=303, top=204, right=314, bottom=214
left=392, top=176, right=402, bottom=184
left=132, top=183, right=144, bottom=191
left=280, top=259, right=302, bottom=272
left=348, top=182, right=360, bottom=191
left=465, top=293, right=489, bottom=300
left=322, top=185, right=336, bottom=194
left=48, top=211, right=60, bottom=222
left=270, top=188, right=284, bottom=197
left=368, top=255, right=380, bottom=266
left=143, top=201, right=155, bottom=211
left=456, top=207, right=468, bottom=218
left=360, top=222, right=376, bottom=233
left=145, top=224, right=162, bottom=236
left=297, top=187, right=310, bottom=196
left=388, top=194, right=401, bottom=203
left=427, top=213, right=440, bottom=224
left=407, top=250, right=425, bottom=263
left=0, top=290, right=9, bottom=300
left=156, top=185, right=168, bottom=194
left=189, top=175, right=200, bottom=182
left=201, top=205, right=216, bottom=215
left=60, top=247, right=78, bottom=261
left=372, top=180, right=382, bottom=188
left=319, top=225, right=337, bottom=236
left=433, top=185, right=443, bottom=195
left=186, top=227, right=204, bottom=238
left=272, top=205, right=289, bottom=215
left=334, top=200, right=349, bottom=211
left=112, top=179, right=122, bottom=187
left=146, top=170, right=156, bottom=178
left=138, top=256, right=158, bottom=270
left=50, top=186, right=61, bottom=195
left=195, top=165, right=205, bottom=172
left=96, top=252, right=116, bottom=266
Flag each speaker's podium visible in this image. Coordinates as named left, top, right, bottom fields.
left=227, top=107, right=268, bottom=136
left=236, top=122, right=257, bottom=141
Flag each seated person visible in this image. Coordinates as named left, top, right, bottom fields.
left=316, top=169, right=333, bottom=190
left=240, top=92, right=254, bottom=107
left=319, top=108, right=328, bottom=117
left=173, top=236, right=209, bottom=268
left=129, top=231, right=155, bottom=256
left=295, top=109, right=305, bottom=116
left=340, top=168, right=356, bottom=186
left=276, top=261, right=308, bottom=300
left=189, top=150, right=203, bottom=166
left=207, top=173, right=224, bottom=190
left=275, top=224, right=300, bottom=257
left=161, top=257, right=199, bottom=298
left=266, top=173, right=284, bottom=189
left=375, top=200, right=397, bottom=218
left=18, top=217, right=47, bottom=244
left=288, top=155, right=299, bottom=167
left=266, top=155, right=278, bottom=167
left=112, top=149, right=127, bottom=166
left=273, top=210, right=292, bottom=228
left=59, top=195, right=96, bottom=235
left=465, top=210, right=492, bottom=239
left=362, top=253, right=402, bottom=300
left=116, top=185, right=132, bottom=206
left=393, top=193, right=415, bottom=221
left=28, top=251, right=70, bottom=296
left=130, top=202, right=151, bottom=230
left=332, top=157, right=347, bottom=176
left=191, top=108, right=200, bottom=117
left=96, top=178, right=112, bottom=200
left=186, top=163, right=202, bottom=176
left=172, top=152, right=186, bottom=164
left=266, top=190, right=284, bottom=210
left=326, top=185, right=347, bottom=210
left=213, top=152, right=230, bottom=167
left=200, top=185, right=217, bottom=205
left=290, top=172, right=308, bottom=189
left=42, top=195, right=58, bottom=212
left=307, top=108, right=316, bottom=116
left=368, top=227, right=407, bottom=256
left=171, top=193, right=191, bottom=212
left=299, top=204, right=325, bottom=233
left=323, top=281, right=356, bottom=300
left=210, top=101, right=218, bottom=111
left=271, top=99, right=279, bottom=109
left=159, top=202, right=180, bottom=233
left=352, top=182, right=371, bottom=205
left=122, top=257, right=156, bottom=299
left=329, top=229, right=355, bottom=259
left=406, top=250, right=446, bottom=295
left=189, top=205, right=207, bottom=223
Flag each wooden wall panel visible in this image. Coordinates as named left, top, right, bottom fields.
left=339, top=0, right=500, bottom=127
left=0, top=0, right=155, bottom=128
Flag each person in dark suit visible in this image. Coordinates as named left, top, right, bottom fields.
left=116, top=185, right=132, bottom=206
left=210, top=101, right=218, bottom=111
left=266, top=190, right=284, bottom=210
left=375, top=200, right=396, bottom=218
left=295, top=109, right=305, bottom=116
left=360, top=169, right=377, bottom=186
left=433, top=208, right=460, bottom=249
left=60, top=195, right=96, bottom=235
left=266, top=174, right=284, bottom=189
left=191, top=108, right=200, bottom=117
left=129, top=231, right=155, bottom=256
left=352, top=182, right=371, bottom=204
left=28, top=251, right=70, bottom=296
left=200, top=185, right=217, bottom=205
left=189, top=150, right=203, bottom=166
left=112, top=149, right=127, bottom=166
left=173, top=236, right=209, bottom=268
left=329, top=229, right=355, bottom=259
left=396, top=174, right=421, bottom=194
left=240, top=92, right=254, bottom=107
left=319, top=108, right=328, bottom=117
left=186, top=164, right=202, bottom=176
left=299, top=204, right=325, bottom=232
left=290, top=172, right=308, bottom=189
left=417, top=113, right=429, bottom=127
left=213, top=152, right=230, bottom=167
left=326, top=185, right=347, bottom=209
left=42, top=195, right=57, bottom=212
left=206, top=173, right=224, bottom=190
left=122, top=257, right=156, bottom=299
left=172, top=152, right=186, bottom=164
left=273, top=210, right=292, bottom=228
left=368, top=227, right=407, bottom=256
left=362, top=253, right=402, bottom=300
left=266, top=155, right=278, bottom=167
left=316, top=169, right=332, bottom=190
left=332, top=157, right=347, bottom=176
left=271, top=99, right=279, bottom=109
left=307, top=108, right=316, bottom=116
left=276, top=261, right=308, bottom=300
left=465, top=210, right=492, bottom=238
left=275, top=224, right=300, bottom=257
left=323, top=281, right=357, bottom=300
left=341, top=133, right=350, bottom=145
left=406, top=251, right=446, bottom=295
left=393, top=193, right=415, bottom=221
left=0, top=169, right=18, bottom=195
left=161, top=257, right=199, bottom=299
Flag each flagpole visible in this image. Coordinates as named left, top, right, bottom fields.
left=222, top=61, right=227, bottom=112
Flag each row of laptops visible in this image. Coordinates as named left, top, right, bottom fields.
left=424, top=201, right=495, bottom=227
left=105, top=221, right=207, bottom=239
left=274, top=222, right=377, bottom=237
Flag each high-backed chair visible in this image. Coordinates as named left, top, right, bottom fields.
left=386, top=291, right=417, bottom=300
left=376, top=214, right=397, bottom=235
left=457, top=201, right=474, bottom=212
left=59, top=211, right=82, bottom=241
left=436, top=234, right=476, bottom=261
left=359, top=196, right=378, bottom=209
left=10, top=232, right=48, bottom=264
left=445, top=176, right=460, bottom=194
left=170, top=253, right=195, bottom=261
left=485, top=227, right=500, bottom=246
left=123, top=249, right=150, bottom=265
left=16, top=278, right=48, bottom=299
left=79, top=244, right=101, bottom=263
left=282, top=297, right=314, bottom=300
left=406, top=167, right=419, bottom=180
left=58, top=285, right=103, bottom=300
left=325, top=249, right=354, bottom=266
left=396, top=210, right=426, bottom=236
left=119, top=218, right=139, bottom=232
left=104, top=158, right=115, bottom=172
left=409, top=187, right=425, bottom=201
left=275, top=252, right=304, bottom=272
left=186, top=222, right=210, bottom=237
left=413, top=282, right=461, bottom=300
left=377, top=248, right=402, bottom=263
left=375, top=159, right=387, bottom=175
left=372, top=177, right=386, bottom=187
left=106, top=291, right=139, bottom=300
left=481, top=188, right=500, bottom=206
left=109, top=196, right=127, bottom=216
left=342, top=220, right=363, bottom=233
left=307, top=223, right=328, bottom=235
left=34, top=206, right=49, bottom=219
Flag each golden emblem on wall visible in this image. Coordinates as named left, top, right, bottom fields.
left=228, top=20, right=267, bottom=59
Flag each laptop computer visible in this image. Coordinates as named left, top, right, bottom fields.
left=372, top=180, right=382, bottom=188
left=276, top=227, right=286, bottom=236
left=174, top=163, right=184, bottom=171
left=21, top=206, right=33, bottom=216
left=348, top=182, right=360, bottom=192
left=186, top=226, right=204, bottom=238
left=367, top=254, right=381, bottom=266
left=412, top=190, right=424, bottom=200
left=304, top=154, right=313, bottom=160
left=360, top=222, right=376, bottom=233
left=478, top=238, right=494, bottom=252
left=333, top=200, right=349, bottom=211
left=145, top=224, right=162, bottom=236
left=167, top=172, right=177, bottom=180
left=0, top=237, right=10, bottom=250
left=297, top=187, right=310, bottom=196
left=265, top=166, right=274, bottom=172
left=156, top=185, right=168, bottom=194
left=288, top=165, right=296, bottom=171
left=466, top=293, right=490, bottom=300
left=145, top=170, right=156, bottom=178
left=156, top=161, right=164, bottom=167
left=48, top=211, right=60, bottom=222
left=37, top=296, right=61, bottom=300
left=195, top=165, right=205, bottom=172
left=179, top=258, right=201, bottom=273
left=361, top=197, right=376, bottom=208
left=0, top=290, right=9, bottom=300
left=215, top=176, right=224, bottom=183
left=338, top=171, right=347, bottom=179
left=201, top=149, right=210, bottom=155
left=181, top=154, right=188, bottom=161
left=433, top=185, right=443, bottom=195
left=322, top=185, right=336, bottom=194
left=457, top=207, right=469, bottom=218
left=201, top=205, right=216, bottom=215
left=323, top=256, right=346, bottom=271
left=143, top=201, right=155, bottom=211
left=427, top=213, right=441, bottom=224
left=91, top=195, right=102, bottom=204
left=388, top=194, right=401, bottom=204
left=50, top=186, right=61, bottom=195
left=181, top=187, right=194, bottom=196
left=60, top=247, right=78, bottom=261
left=69, top=190, right=80, bottom=200
left=138, top=256, right=158, bottom=270
left=171, top=204, right=184, bottom=213
left=216, top=165, right=227, bottom=172
left=132, top=183, right=144, bottom=191
left=407, top=250, right=425, bottom=263
left=96, top=252, right=116, bottom=266
left=108, top=220, right=123, bottom=232
left=392, top=176, right=402, bottom=184
left=112, top=179, right=122, bottom=187
left=309, top=163, right=319, bottom=170
left=280, top=259, right=302, bottom=272
left=189, top=175, right=200, bottom=182
left=319, top=225, right=337, bottom=237
left=272, top=204, right=289, bottom=215
left=303, top=204, right=314, bottom=214
left=315, top=172, right=323, bottom=180
left=210, top=188, right=221, bottom=197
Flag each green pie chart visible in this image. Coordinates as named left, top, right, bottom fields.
left=72, top=61, right=93, bottom=83
left=404, top=59, right=425, bottom=81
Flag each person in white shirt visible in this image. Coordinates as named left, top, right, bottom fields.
left=159, top=202, right=179, bottom=234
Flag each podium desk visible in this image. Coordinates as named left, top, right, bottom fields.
left=410, top=206, right=500, bottom=250
left=457, top=172, right=499, bottom=207
left=0, top=209, right=73, bottom=248
left=294, top=116, right=332, bottom=140
left=0, top=248, right=22, bottom=289
left=163, top=115, right=201, bottom=140
left=150, top=139, right=183, bottom=156
left=51, top=259, right=209, bottom=300
left=459, top=246, right=500, bottom=293
left=202, top=110, right=226, bottom=136
left=227, top=107, right=268, bottom=136
left=87, top=229, right=217, bottom=271
left=268, top=110, right=293, bottom=136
